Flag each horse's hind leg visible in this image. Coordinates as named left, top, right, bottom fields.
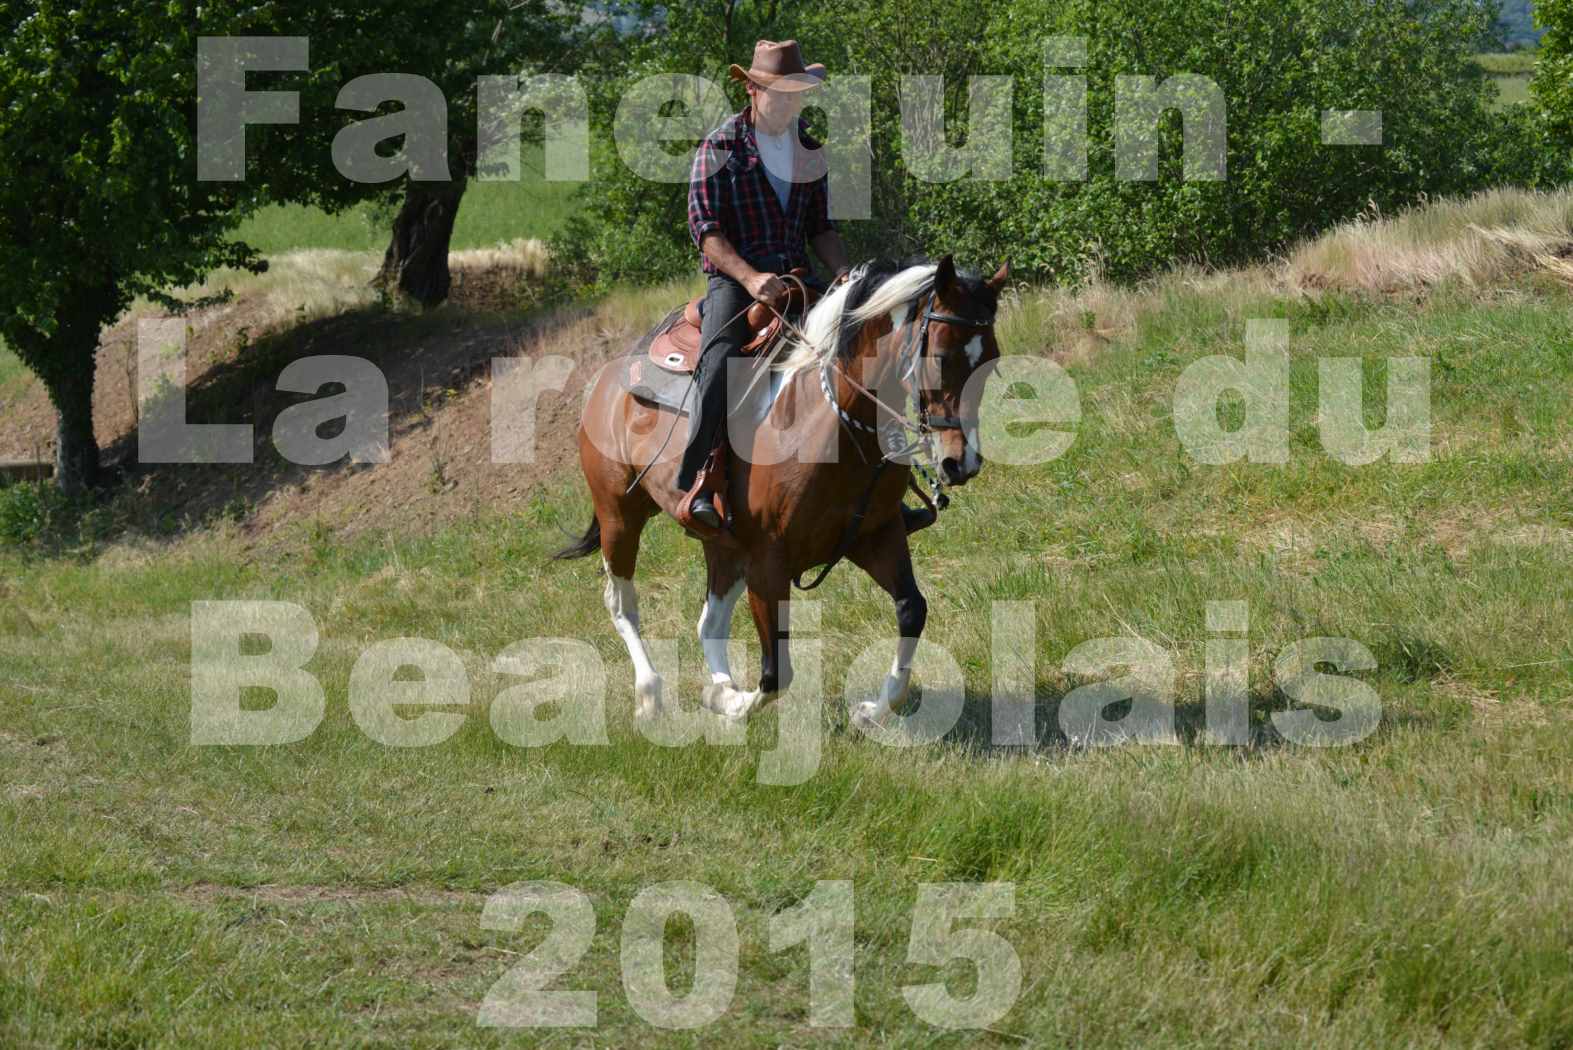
left=598, top=501, right=664, bottom=721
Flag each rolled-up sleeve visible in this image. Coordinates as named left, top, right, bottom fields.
left=688, top=136, right=728, bottom=249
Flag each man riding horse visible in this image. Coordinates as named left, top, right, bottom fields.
left=676, top=39, right=852, bottom=530
left=557, top=37, right=1008, bottom=728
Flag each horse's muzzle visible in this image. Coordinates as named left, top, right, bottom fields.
left=941, top=456, right=980, bottom=486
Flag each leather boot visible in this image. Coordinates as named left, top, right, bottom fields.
left=688, top=492, right=722, bottom=529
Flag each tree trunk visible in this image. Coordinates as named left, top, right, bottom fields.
left=375, top=176, right=469, bottom=308
left=46, top=364, right=99, bottom=495
left=9, top=284, right=113, bottom=496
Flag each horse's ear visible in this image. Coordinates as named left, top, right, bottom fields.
left=986, top=261, right=1010, bottom=292
left=934, top=254, right=957, bottom=295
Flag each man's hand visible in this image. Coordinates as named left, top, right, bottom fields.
left=743, top=270, right=788, bottom=306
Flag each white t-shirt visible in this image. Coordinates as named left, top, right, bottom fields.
left=755, top=125, right=795, bottom=212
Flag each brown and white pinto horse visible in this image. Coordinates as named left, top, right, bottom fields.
left=555, top=255, right=1008, bottom=729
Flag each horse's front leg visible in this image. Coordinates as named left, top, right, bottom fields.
left=697, top=545, right=746, bottom=690
left=847, top=517, right=927, bottom=731
left=701, top=557, right=791, bottom=721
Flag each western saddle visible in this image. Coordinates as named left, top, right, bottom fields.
left=644, top=269, right=824, bottom=540
left=647, top=268, right=823, bottom=376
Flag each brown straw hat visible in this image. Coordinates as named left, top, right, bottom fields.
left=728, top=39, right=826, bottom=92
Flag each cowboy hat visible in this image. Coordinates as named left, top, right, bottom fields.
left=728, top=39, right=826, bottom=92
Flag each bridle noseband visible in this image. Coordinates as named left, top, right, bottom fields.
left=894, top=289, right=996, bottom=433
left=795, top=284, right=996, bottom=592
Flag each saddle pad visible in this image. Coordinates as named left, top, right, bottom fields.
left=621, top=310, right=697, bottom=415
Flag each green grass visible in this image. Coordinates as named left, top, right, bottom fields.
left=2, top=271, right=1572, bottom=1046
left=1476, top=51, right=1538, bottom=76
left=232, top=177, right=583, bottom=256
left=232, top=142, right=583, bottom=255
left=0, top=342, right=27, bottom=403
left=1476, top=52, right=1538, bottom=110
left=0, top=148, right=583, bottom=410
left=1493, top=74, right=1533, bottom=108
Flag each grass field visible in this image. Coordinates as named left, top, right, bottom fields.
left=231, top=178, right=582, bottom=257
left=0, top=158, right=578, bottom=412
left=1476, top=51, right=1538, bottom=110
left=232, top=143, right=581, bottom=255
left=0, top=344, right=27, bottom=404
left=3, top=199, right=1572, bottom=1045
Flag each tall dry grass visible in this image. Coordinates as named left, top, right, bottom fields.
left=1286, top=187, right=1573, bottom=292
left=994, top=188, right=1573, bottom=361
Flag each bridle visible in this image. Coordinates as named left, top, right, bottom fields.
left=818, top=287, right=995, bottom=463
left=894, top=289, right=996, bottom=434
left=794, top=285, right=995, bottom=591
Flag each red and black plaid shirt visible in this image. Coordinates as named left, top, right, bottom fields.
left=687, top=104, right=836, bottom=276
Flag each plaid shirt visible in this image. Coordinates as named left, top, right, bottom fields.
left=687, top=104, right=836, bottom=276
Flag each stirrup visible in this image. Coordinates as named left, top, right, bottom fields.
left=675, top=443, right=735, bottom=542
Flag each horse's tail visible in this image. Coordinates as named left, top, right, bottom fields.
left=551, top=514, right=602, bottom=561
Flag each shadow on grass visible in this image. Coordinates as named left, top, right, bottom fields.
left=862, top=679, right=1427, bottom=758
left=89, top=300, right=596, bottom=544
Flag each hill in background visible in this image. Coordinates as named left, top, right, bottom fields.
left=1495, top=0, right=1545, bottom=49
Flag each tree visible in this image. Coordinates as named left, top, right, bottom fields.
left=908, top=0, right=1509, bottom=282
left=371, top=1, right=606, bottom=307
left=546, top=0, right=809, bottom=293
left=1533, top=0, right=1573, bottom=144
left=0, top=1, right=589, bottom=492
left=552, top=0, right=1519, bottom=289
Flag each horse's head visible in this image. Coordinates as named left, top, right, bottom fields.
left=905, top=255, right=1009, bottom=486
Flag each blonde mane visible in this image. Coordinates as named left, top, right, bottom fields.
left=774, top=262, right=939, bottom=377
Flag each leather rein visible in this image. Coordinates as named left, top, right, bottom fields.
left=793, top=287, right=994, bottom=591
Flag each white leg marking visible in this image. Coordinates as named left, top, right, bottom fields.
left=603, top=557, right=662, bottom=720
left=697, top=578, right=745, bottom=686
left=853, top=636, right=919, bottom=731
left=702, top=680, right=772, bottom=721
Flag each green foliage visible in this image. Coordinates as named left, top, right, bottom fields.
left=547, top=121, right=701, bottom=292
left=0, top=1, right=599, bottom=487
left=1474, top=101, right=1573, bottom=186
left=1491, top=0, right=1546, bottom=49
left=1533, top=0, right=1573, bottom=142
left=547, top=4, right=793, bottom=292
left=914, top=0, right=1511, bottom=282
left=556, top=0, right=1539, bottom=289
left=0, top=480, right=95, bottom=550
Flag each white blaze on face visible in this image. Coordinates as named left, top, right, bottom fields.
left=963, top=333, right=985, bottom=368
left=958, top=335, right=986, bottom=475
left=961, top=419, right=983, bottom=476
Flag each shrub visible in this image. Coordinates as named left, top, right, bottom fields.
left=0, top=480, right=87, bottom=549
left=555, top=0, right=1530, bottom=287
left=1533, top=0, right=1573, bottom=146
left=907, top=0, right=1512, bottom=281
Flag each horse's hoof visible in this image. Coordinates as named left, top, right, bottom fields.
left=703, top=681, right=761, bottom=721
left=635, top=675, right=664, bottom=722
left=700, top=680, right=730, bottom=716
left=850, top=700, right=891, bottom=734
